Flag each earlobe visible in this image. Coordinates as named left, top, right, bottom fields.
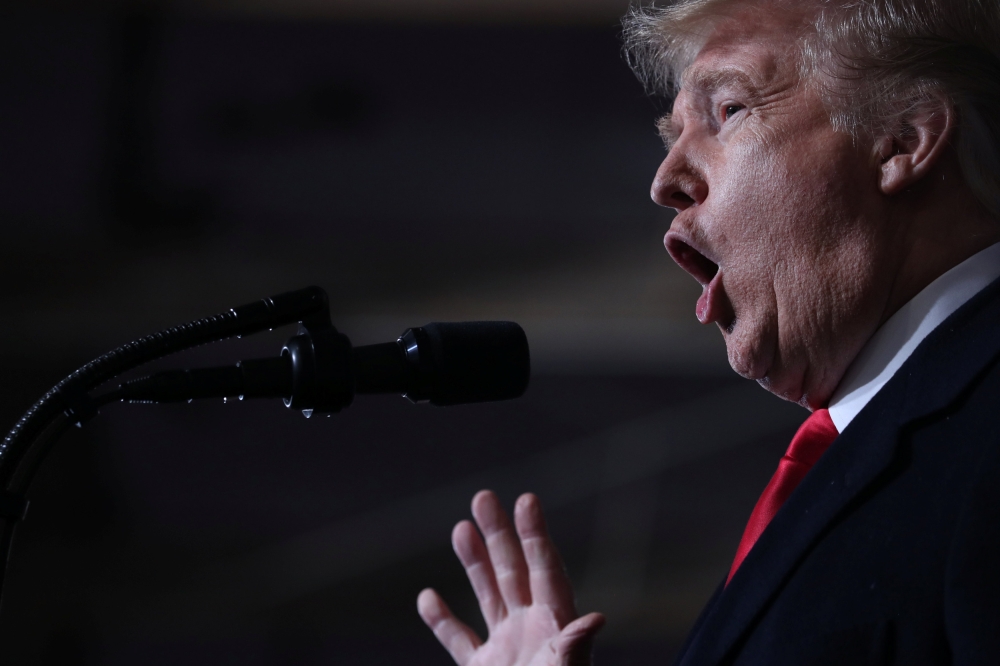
left=879, top=154, right=913, bottom=195
left=878, top=99, right=955, bottom=196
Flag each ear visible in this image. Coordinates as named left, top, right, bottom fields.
left=877, top=96, right=955, bottom=196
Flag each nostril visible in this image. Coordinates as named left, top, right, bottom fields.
left=651, top=173, right=701, bottom=210
left=665, top=236, right=719, bottom=285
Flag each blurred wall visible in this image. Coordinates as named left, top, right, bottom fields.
left=0, top=6, right=806, bottom=665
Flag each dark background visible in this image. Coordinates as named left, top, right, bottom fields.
left=0, top=3, right=807, bottom=664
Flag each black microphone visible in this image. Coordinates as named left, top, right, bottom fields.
left=112, top=321, right=530, bottom=411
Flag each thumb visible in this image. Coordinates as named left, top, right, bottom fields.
left=553, top=613, right=605, bottom=666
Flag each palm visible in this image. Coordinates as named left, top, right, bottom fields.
left=471, top=603, right=578, bottom=666
left=418, top=491, right=604, bottom=666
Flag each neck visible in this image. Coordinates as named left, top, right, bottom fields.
left=880, top=157, right=1000, bottom=330
left=806, top=155, right=1000, bottom=411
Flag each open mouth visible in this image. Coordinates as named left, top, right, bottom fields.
left=665, top=235, right=719, bottom=285
left=664, top=233, right=733, bottom=328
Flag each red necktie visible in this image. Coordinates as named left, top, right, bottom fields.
left=726, top=408, right=839, bottom=584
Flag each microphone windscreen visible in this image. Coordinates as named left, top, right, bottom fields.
left=419, top=321, right=530, bottom=406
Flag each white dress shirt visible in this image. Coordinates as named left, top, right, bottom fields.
left=827, top=242, right=1000, bottom=433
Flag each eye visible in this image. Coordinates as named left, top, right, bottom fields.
left=723, top=104, right=744, bottom=121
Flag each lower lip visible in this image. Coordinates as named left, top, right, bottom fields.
left=696, top=272, right=723, bottom=324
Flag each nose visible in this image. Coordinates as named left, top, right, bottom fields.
left=650, top=148, right=707, bottom=212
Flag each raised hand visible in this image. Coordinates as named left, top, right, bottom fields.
left=418, top=490, right=604, bottom=666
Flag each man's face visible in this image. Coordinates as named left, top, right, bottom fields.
left=654, top=10, right=895, bottom=408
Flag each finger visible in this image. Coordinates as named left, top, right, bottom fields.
left=472, top=489, right=531, bottom=609
left=452, top=519, right=506, bottom=629
left=417, top=588, right=482, bottom=666
left=514, top=493, right=576, bottom=622
left=553, top=612, right=605, bottom=666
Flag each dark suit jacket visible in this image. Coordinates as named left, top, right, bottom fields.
left=675, top=276, right=1000, bottom=665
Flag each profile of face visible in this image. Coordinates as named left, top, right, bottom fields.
left=653, top=9, right=897, bottom=408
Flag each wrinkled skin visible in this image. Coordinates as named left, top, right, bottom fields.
left=654, top=8, right=888, bottom=408
left=654, top=4, right=999, bottom=408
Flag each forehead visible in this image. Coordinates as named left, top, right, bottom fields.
left=680, top=5, right=812, bottom=96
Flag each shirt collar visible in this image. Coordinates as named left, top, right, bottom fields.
left=828, top=241, right=1000, bottom=433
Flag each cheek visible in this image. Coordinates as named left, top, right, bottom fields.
left=717, top=133, right=871, bottom=280
left=706, top=142, right=791, bottom=288
left=762, top=171, right=882, bottom=376
left=706, top=131, right=881, bottom=384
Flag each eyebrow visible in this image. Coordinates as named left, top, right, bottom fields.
left=681, top=66, right=759, bottom=97
left=657, top=67, right=764, bottom=150
left=656, top=113, right=679, bottom=151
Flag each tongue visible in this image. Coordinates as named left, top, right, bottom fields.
left=696, top=272, right=722, bottom=324
left=696, top=287, right=711, bottom=323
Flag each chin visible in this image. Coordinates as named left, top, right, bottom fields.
left=739, top=348, right=807, bottom=405
left=755, top=375, right=807, bottom=406
left=724, top=333, right=772, bottom=383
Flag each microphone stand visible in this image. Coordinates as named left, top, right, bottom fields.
left=0, top=286, right=350, bottom=607
left=0, top=286, right=529, bottom=612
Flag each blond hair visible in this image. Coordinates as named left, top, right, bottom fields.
left=623, top=0, right=1000, bottom=217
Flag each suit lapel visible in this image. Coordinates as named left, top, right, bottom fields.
left=677, top=379, right=908, bottom=666
left=900, top=277, right=1000, bottom=422
left=677, top=277, right=1000, bottom=666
